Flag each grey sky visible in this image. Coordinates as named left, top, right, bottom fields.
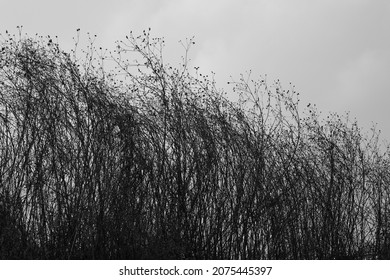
left=2, top=0, right=390, bottom=142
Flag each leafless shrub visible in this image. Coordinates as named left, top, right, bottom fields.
left=0, top=30, right=389, bottom=259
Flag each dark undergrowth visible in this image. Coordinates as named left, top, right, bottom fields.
left=0, top=29, right=389, bottom=259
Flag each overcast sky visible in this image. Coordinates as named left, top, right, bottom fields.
left=2, top=0, right=390, bottom=142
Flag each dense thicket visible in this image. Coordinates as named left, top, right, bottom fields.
left=0, top=30, right=389, bottom=259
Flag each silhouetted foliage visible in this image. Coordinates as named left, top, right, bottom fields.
left=0, top=29, right=389, bottom=259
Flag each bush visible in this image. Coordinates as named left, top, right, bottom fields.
left=0, top=29, right=389, bottom=259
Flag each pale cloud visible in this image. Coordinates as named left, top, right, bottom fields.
left=332, top=49, right=390, bottom=131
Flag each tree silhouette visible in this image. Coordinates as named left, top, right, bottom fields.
left=0, top=29, right=389, bottom=259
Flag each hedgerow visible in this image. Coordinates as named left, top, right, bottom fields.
left=0, top=29, right=389, bottom=259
